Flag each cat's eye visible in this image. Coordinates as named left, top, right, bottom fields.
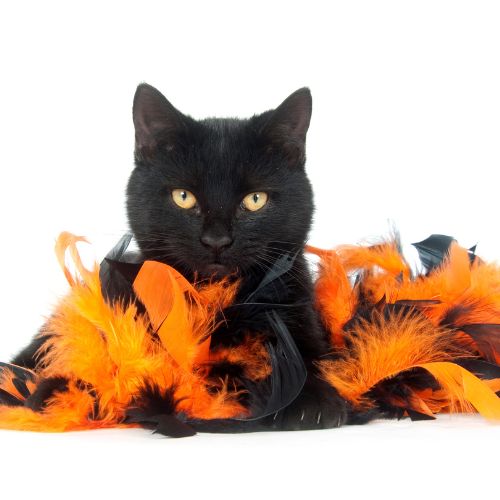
left=172, top=189, right=197, bottom=209
left=241, top=192, right=268, bottom=212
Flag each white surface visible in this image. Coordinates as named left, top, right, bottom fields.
left=1, top=415, right=498, bottom=500
left=0, top=1, right=499, bottom=498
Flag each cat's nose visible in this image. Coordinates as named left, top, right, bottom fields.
left=200, top=233, right=233, bottom=252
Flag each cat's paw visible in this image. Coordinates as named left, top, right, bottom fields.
left=267, top=375, right=349, bottom=431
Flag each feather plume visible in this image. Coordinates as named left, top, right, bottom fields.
left=319, top=308, right=500, bottom=419
left=307, top=247, right=356, bottom=347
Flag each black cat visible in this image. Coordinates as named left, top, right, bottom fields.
left=13, top=84, right=349, bottom=430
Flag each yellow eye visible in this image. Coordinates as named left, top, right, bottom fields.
left=241, top=192, right=268, bottom=212
left=172, top=189, right=197, bottom=209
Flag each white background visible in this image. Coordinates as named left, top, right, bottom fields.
left=0, top=1, right=499, bottom=499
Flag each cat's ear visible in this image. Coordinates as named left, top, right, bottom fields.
left=260, top=88, right=312, bottom=166
left=133, top=83, right=187, bottom=159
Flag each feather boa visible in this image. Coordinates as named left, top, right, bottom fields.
left=0, top=232, right=499, bottom=436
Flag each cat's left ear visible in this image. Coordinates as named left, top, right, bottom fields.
left=260, top=88, right=312, bottom=166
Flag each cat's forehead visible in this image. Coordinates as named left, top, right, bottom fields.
left=201, top=117, right=247, bottom=143
left=198, top=118, right=253, bottom=158
left=188, top=118, right=264, bottom=180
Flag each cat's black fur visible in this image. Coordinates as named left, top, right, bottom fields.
left=13, top=84, right=349, bottom=430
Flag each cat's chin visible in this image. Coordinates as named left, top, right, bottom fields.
left=199, top=263, right=234, bottom=279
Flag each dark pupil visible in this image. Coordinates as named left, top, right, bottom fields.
left=181, top=191, right=187, bottom=201
left=253, top=193, right=259, bottom=203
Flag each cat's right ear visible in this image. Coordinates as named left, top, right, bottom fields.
left=259, top=88, right=312, bottom=166
left=133, top=83, right=187, bottom=159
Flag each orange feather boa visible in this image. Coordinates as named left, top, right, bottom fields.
left=0, top=232, right=499, bottom=433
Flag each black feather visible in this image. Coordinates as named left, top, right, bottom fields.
left=245, top=251, right=297, bottom=303
left=126, top=410, right=196, bottom=438
left=183, top=309, right=307, bottom=433
left=101, top=233, right=134, bottom=263
left=257, top=310, right=307, bottom=416
left=0, top=363, right=36, bottom=406
left=455, top=359, right=500, bottom=380
left=12, top=378, right=30, bottom=399
left=412, top=234, right=477, bottom=273
left=25, top=377, right=69, bottom=412
left=0, top=388, right=24, bottom=407
left=459, top=324, right=500, bottom=363
left=99, top=233, right=144, bottom=305
left=223, top=310, right=307, bottom=421
left=366, top=368, right=441, bottom=422
left=0, top=362, right=36, bottom=383
left=211, top=251, right=302, bottom=349
left=440, top=304, right=472, bottom=328
left=412, top=234, right=456, bottom=272
left=407, top=409, right=436, bottom=421
left=468, top=244, right=478, bottom=264
left=239, top=256, right=308, bottom=418
left=124, top=383, right=196, bottom=438
left=10, top=333, right=53, bottom=369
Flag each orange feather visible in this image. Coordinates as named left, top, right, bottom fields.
left=3, top=231, right=500, bottom=434
left=307, top=247, right=356, bottom=347
left=319, top=308, right=500, bottom=419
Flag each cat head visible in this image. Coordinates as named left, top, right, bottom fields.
left=126, top=83, right=314, bottom=279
